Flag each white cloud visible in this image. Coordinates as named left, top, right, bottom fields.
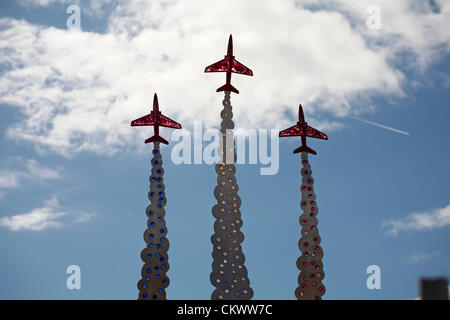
left=408, top=251, right=442, bottom=263
left=72, top=212, right=95, bottom=224
left=0, top=158, right=61, bottom=189
left=26, top=159, right=62, bottom=180
left=0, top=196, right=66, bottom=231
left=301, top=0, right=450, bottom=68
left=408, top=251, right=450, bottom=269
left=382, top=204, right=450, bottom=237
left=0, top=170, right=22, bottom=189
left=0, top=196, right=93, bottom=231
left=0, top=0, right=449, bottom=155
left=17, top=0, right=67, bottom=7
left=0, top=158, right=61, bottom=201
left=17, top=0, right=113, bottom=17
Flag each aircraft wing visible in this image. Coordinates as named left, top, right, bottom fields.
left=306, top=125, right=328, bottom=140
left=231, top=59, right=253, bottom=76
left=205, top=58, right=229, bottom=72
left=159, top=114, right=182, bottom=129
left=131, top=113, right=156, bottom=126
left=279, top=125, right=303, bottom=137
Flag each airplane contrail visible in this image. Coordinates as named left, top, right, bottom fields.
left=348, top=115, right=410, bottom=136
left=339, top=94, right=410, bottom=136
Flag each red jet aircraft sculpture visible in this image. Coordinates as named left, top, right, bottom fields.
left=131, top=93, right=181, bottom=145
left=279, top=104, right=328, bottom=155
left=205, top=34, right=253, bottom=94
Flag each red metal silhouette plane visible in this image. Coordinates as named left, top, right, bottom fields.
left=131, top=93, right=181, bottom=145
left=279, top=104, right=328, bottom=155
left=204, top=34, right=253, bottom=94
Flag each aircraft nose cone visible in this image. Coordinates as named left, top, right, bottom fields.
left=227, top=34, right=233, bottom=54
left=299, top=104, right=304, bottom=120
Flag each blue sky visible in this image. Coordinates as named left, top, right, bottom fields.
left=0, top=0, right=449, bottom=299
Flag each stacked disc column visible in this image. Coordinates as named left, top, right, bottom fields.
left=294, top=152, right=326, bottom=300
left=210, top=91, right=253, bottom=300
left=137, top=142, right=170, bottom=300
